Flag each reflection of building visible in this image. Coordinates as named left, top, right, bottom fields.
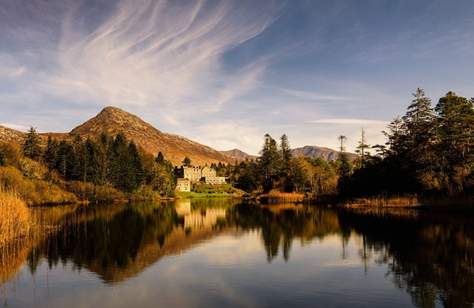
left=183, top=208, right=227, bottom=230
left=176, top=178, right=191, bottom=192
left=175, top=199, right=227, bottom=230
left=176, top=166, right=226, bottom=186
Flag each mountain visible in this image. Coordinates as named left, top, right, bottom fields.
left=70, top=106, right=231, bottom=166
left=291, top=146, right=357, bottom=161
left=219, top=149, right=257, bottom=162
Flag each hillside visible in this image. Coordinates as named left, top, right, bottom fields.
left=70, top=107, right=231, bottom=166
left=291, top=146, right=357, bottom=161
left=0, top=125, right=26, bottom=144
left=219, top=149, right=257, bottom=162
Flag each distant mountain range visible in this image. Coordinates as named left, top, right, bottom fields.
left=291, top=145, right=358, bottom=161
left=0, top=106, right=356, bottom=165
left=220, top=146, right=357, bottom=162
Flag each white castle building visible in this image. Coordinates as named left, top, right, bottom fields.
left=175, top=166, right=227, bottom=192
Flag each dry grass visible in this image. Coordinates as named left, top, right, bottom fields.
left=341, top=195, right=420, bottom=208
left=0, top=189, right=31, bottom=247
left=259, top=190, right=306, bottom=204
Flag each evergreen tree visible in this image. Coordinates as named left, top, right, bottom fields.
left=182, top=156, right=191, bottom=167
left=355, top=129, right=370, bottom=168
left=156, top=152, right=165, bottom=164
left=435, top=91, right=474, bottom=192
left=56, top=141, right=75, bottom=179
left=280, top=134, right=292, bottom=171
left=23, top=127, right=42, bottom=160
left=402, top=88, right=438, bottom=190
left=127, top=142, right=145, bottom=192
left=43, top=136, right=58, bottom=170
left=258, top=134, right=281, bottom=192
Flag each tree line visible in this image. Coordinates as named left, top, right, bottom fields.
left=21, top=131, right=176, bottom=195
left=220, top=134, right=344, bottom=196
left=341, top=89, right=474, bottom=197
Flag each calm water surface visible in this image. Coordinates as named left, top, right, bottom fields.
left=1, top=199, right=473, bottom=308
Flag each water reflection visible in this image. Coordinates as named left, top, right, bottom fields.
left=1, top=200, right=473, bottom=308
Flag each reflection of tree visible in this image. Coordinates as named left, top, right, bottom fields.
left=227, top=204, right=341, bottom=262
left=338, top=209, right=474, bottom=308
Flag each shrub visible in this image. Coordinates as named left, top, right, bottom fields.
left=66, top=181, right=125, bottom=203
left=0, top=143, right=22, bottom=168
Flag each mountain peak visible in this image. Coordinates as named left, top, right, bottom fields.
left=99, top=106, right=129, bottom=115
left=68, top=106, right=231, bottom=166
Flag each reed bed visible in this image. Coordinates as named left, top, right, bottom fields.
left=0, top=189, right=31, bottom=247
left=342, top=195, right=420, bottom=208
left=259, top=190, right=306, bottom=204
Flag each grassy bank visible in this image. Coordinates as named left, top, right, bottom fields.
left=0, top=189, right=31, bottom=247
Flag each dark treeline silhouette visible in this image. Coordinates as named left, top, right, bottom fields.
left=340, top=89, right=473, bottom=198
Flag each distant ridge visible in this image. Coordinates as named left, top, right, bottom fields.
left=219, top=149, right=257, bottom=162
left=220, top=146, right=357, bottom=162
left=291, top=146, right=357, bottom=161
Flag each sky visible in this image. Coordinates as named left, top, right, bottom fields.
left=1, top=0, right=474, bottom=154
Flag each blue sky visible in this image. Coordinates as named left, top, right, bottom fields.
left=1, top=0, right=473, bottom=154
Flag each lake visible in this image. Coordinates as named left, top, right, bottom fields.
left=1, top=199, right=473, bottom=308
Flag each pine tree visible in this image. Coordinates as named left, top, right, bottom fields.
left=355, top=129, right=370, bottom=168
left=44, top=136, right=58, bottom=170
left=156, top=152, right=165, bottom=164
left=402, top=88, right=438, bottom=189
left=182, top=156, right=191, bottom=167
left=258, top=134, right=281, bottom=192
left=435, top=91, right=474, bottom=192
left=23, top=127, right=42, bottom=160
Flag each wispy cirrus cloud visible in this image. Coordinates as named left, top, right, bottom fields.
left=0, top=0, right=280, bottom=127
left=48, top=0, right=278, bottom=111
